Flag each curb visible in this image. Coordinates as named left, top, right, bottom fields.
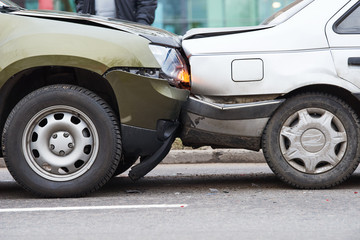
left=0, top=149, right=265, bottom=168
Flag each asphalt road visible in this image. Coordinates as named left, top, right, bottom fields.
left=1, top=163, right=360, bottom=240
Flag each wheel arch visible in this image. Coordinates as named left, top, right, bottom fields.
left=0, top=66, right=120, bottom=156
left=261, top=84, right=360, bottom=149
left=280, top=84, right=360, bottom=117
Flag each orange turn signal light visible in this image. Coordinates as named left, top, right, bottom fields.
left=177, top=69, right=191, bottom=90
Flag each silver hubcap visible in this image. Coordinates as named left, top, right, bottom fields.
left=22, top=106, right=99, bottom=181
left=280, top=108, right=347, bottom=174
left=49, top=131, right=75, bottom=156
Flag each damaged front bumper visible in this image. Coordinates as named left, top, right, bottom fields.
left=106, top=69, right=189, bottom=157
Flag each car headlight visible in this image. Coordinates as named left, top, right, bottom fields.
left=149, top=45, right=190, bottom=90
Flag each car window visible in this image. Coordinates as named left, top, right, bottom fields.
left=335, top=3, right=360, bottom=34
left=0, top=0, right=20, bottom=8
left=262, top=0, right=314, bottom=25
left=0, top=0, right=10, bottom=5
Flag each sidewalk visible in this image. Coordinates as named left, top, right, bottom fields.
left=0, top=149, right=265, bottom=168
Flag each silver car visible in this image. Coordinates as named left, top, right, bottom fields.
left=180, top=0, right=360, bottom=188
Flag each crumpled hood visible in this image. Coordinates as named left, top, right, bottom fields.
left=10, top=9, right=181, bottom=48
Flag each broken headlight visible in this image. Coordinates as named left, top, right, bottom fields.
left=149, top=44, right=190, bottom=90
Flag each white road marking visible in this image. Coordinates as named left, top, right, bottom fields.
left=0, top=204, right=188, bottom=213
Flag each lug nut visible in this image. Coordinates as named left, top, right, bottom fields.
left=50, top=144, right=55, bottom=150
left=63, top=132, right=69, bottom=138
left=52, top=134, right=57, bottom=139
left=68, top=143, right=74, bottom=148
left=59, top=150, right=65, bottom=156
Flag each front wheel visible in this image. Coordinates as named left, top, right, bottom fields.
left=263, top=93, right=360, bottom=188
left=2, top=85, right=122, bottom=197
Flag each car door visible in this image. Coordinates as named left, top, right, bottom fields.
left=326, top=0, right=360, bottom=88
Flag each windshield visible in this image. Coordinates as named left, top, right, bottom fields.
left=262, top=0, right=314, bottom=25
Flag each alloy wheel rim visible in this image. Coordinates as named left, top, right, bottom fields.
left=279, top=108, right=347, bottom=174
left=22, top=105, right=99, bottom=181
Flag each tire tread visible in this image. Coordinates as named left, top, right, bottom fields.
left=262, top=92, right=360, bottom=189
left=2, top=84, right=122, bottom=197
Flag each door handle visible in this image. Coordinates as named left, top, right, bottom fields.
left=348, top=57, right=360, bottom=66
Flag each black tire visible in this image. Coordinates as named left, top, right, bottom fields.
left=2, top=85, right=122, bottom=197
left=262, top=92, right=360, bottom=189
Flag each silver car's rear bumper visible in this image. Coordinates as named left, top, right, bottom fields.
left=180, top=96, right=284, bottom=151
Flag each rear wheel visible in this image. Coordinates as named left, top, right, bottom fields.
left=2, top=85, right=122, bottom=197
left=263, top=93, right=360, bottom=188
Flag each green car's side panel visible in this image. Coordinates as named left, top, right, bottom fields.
left=0, top=11, right=189, bottom=132
left=106, top=70, right=189, bottom=130
left=0, top=55, right=108, bottom=81
left=0, top=12, right=160, bottom=86
left=0, top=4, right=189, bottom=186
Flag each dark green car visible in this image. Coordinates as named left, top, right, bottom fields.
left=0, top=0, right=189, bottom=197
